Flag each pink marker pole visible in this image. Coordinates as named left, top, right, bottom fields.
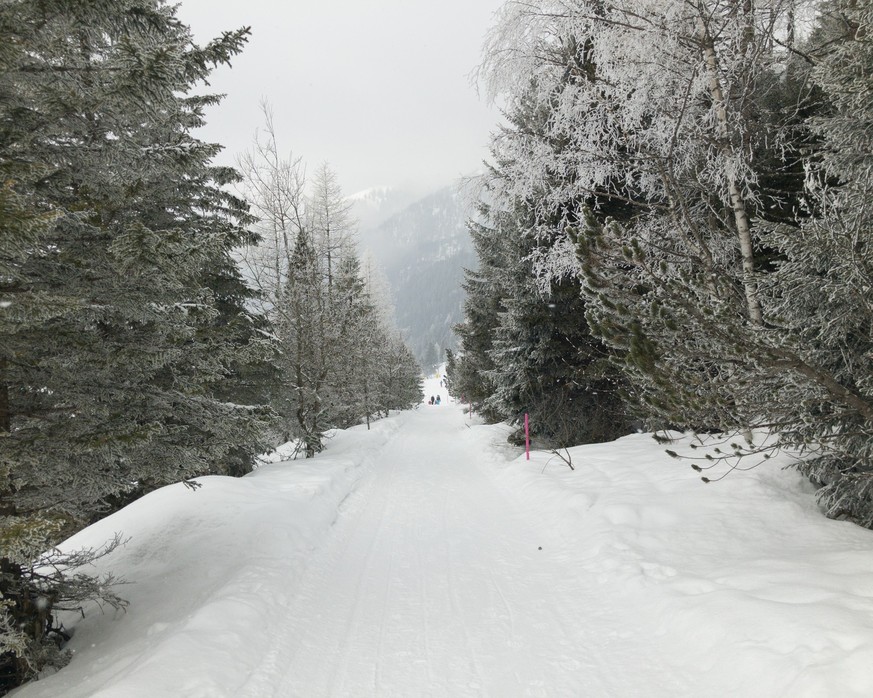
left=524, top=412, right=530, bottom=460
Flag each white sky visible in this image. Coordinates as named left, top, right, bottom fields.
left=175, top=0, right=506, bottom=197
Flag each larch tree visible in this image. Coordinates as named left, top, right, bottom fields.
left=237, top=118, right=420, bottom=451
left=308, top=163, right=357, bottom=295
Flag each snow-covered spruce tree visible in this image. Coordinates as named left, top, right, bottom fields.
left=479, top=71, right=633, bottom=446
left=330, top=254, right=422, bottom=425
left=356, top=255, right=422, bottom=421
left=486, top=241, right=631, bottom=447
left=451, top=199, right=506, bottom=422
left=0, top=0, right=272, bottom=687
left=277, top=226, right=329, bottom=457
left=323, top=254, right=376, bottom=428
left=757, top=0, right=873, bottom=524
left=372, top=333, right=423, bottom=417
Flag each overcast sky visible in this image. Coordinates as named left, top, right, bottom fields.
left=175, top=0, right=506, bottom=197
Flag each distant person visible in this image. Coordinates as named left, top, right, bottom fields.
left=435, top=395, right=441, bottom=405
left=429, top=395, right=435, bottom=405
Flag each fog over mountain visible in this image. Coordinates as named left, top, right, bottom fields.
left=351, top=184, right=477, bottom=371
left=347, top=186, right=420, bottom=232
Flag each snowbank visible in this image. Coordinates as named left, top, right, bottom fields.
left=478, top=428, right=873, bottom=696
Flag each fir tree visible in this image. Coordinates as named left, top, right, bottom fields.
left=459, top=47, right=634, bottom=445
left=0, top=0, right=270, bottom=686
left=452, top=206, right=506, bottom=422
left=278, top=227, right=328, bottom=457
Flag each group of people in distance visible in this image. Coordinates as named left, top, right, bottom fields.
left=427, top=395, right=441, bottom=406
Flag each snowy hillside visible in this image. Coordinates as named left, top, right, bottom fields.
left=356, top=185, right=476, bottom=370
left=14, top=378, right=873, bottom=697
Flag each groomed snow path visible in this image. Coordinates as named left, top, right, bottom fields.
left=16, top=382, right=873, bottom=697
left=237, top=405, right=659, bottom=698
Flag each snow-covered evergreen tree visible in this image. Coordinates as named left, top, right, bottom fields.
left=368, top=327, right=424, bottom=417
left=323, top=254, right=374, bottom=428
left=456, top=46, right=633, bottom=445
left=451, top=203, right=506, bottom=422
left=278, top=227, right=329, bottom=456
left=759, top=0, right=873, bottom=524
left=0, top=0, right=271, bottom=686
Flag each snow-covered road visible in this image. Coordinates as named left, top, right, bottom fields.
left=239, top=406, right=653, bottom=697
left=15, top=377, right=873, bottom=697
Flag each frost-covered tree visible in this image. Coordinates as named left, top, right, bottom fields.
left=279, top=227, right=329, bottom=456
left=480, top=0, right=873, bottom=526
left=451, top=206, right=506, bottom=421
left=322, top=254, right=372, bottom=428
left=326, top=255, right=422, bottom=427
left=371, top=333, right=424, bottom=417
left=236, top=111, right=328, bottom=455
left=486, top=0, right=808, bottom=418
left=456, top=42, right=633, bottom=444
left=758, top=0, right=873, bottom=524
left=0, top=0, right=271, bottom=686
left=480, top=0, right=809, bottom=426
left=237, top=121, right=420, bottom=449
left=457, top=185, right=630, bottom=444
left=308, top=163, right=357, bottom=294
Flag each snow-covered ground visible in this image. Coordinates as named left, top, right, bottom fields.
left=14, top=375, right=873, bottom=697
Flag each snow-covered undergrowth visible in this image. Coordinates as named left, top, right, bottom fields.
left=13, top=378, right=873, bottom=696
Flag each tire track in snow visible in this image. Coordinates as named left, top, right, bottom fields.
left=240, top=405, right=653, bottom=696
left=327, top=454, right=400, bottom=697
left=235, top=421, right=404, bottom=698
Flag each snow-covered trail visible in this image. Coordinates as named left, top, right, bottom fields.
left=15, top=381, right=873, bottom=697
left=237, top=405, right=671, bottom=698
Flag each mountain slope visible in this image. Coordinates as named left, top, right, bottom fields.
left=357, top=184, right=476, bottom=370
left=348, top=186, right=419, bottom=232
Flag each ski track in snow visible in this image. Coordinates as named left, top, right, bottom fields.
left=237, top=405, right=670, bottom=697
left=16, top=380, right=873, bottom=697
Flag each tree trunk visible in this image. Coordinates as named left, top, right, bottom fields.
left=0, top=357, right=9, bottom=433
left=698, top=8, right=764, bottom=327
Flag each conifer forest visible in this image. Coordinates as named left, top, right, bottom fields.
left=2, top=0, right=873, bottom=693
